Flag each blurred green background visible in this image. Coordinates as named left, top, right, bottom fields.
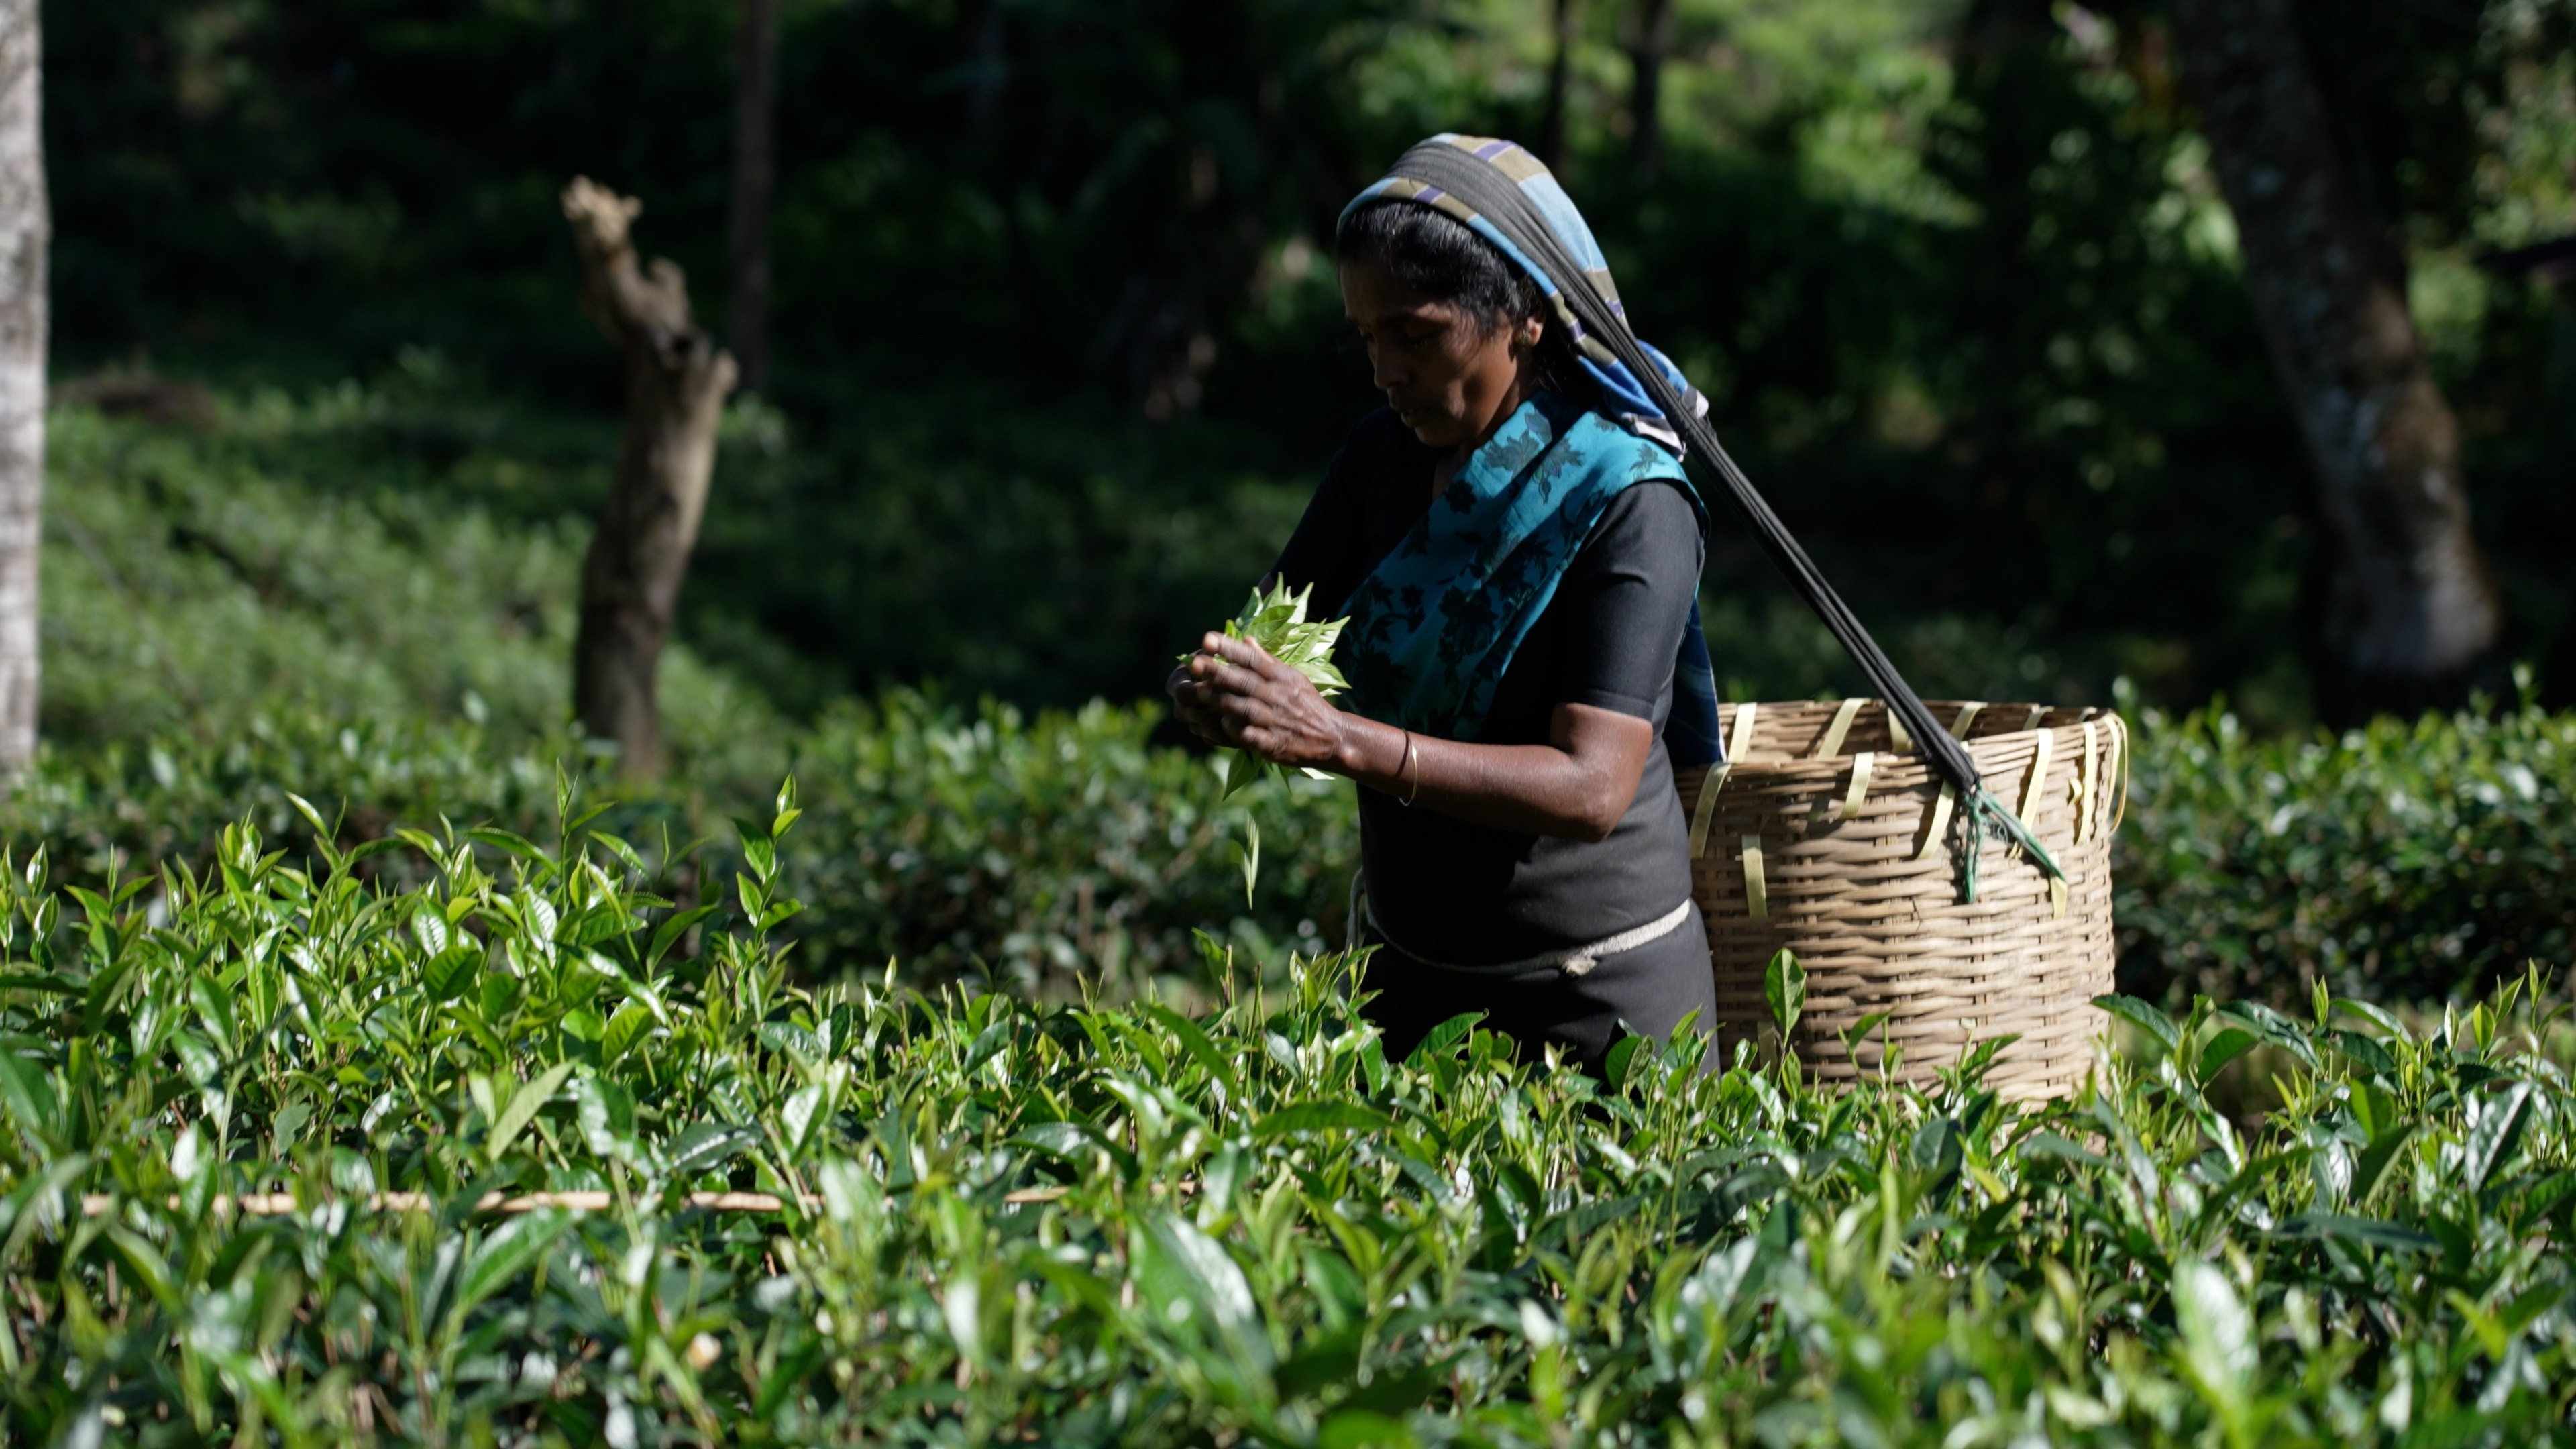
left=49, top=0, right=2576, bottom=739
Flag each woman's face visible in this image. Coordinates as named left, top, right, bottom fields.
left=1338, top=254, right=1540, bottom=452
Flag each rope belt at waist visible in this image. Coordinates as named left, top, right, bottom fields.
left=1348, top=871, right=1694, bottom=978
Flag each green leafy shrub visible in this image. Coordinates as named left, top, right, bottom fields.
left=0, top=696, right=1354, bottom=1005
left=2, top=806, right=2571, bottom=1444
left=2119, top=684, right=2576, bottom=1004
left=38, top=395, right=1354, bottom=1001
left=780, top=693, right=1354, bottom=998
left=17, top=678, right=2576, bottom=1011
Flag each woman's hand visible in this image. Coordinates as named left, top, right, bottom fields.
left=1175, top=631, right=1656, bottom=844
left=1185, top=632, right=1348, bottom=771
left=1163, top=661, right=1228, bottom=746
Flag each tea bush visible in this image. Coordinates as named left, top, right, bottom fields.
left=1, top=798, right=2570, bottom=1445
left=780, top=694, right=1356, bottom=999
left=37, top=390, right=1352, bottom=1000
left=0, top=698, right=1354, bottom=1005
left=17, top=683, right=2575, bottom=1010
left=2118, top=686, right=2576, bottom=1005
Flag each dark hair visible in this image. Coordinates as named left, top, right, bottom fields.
left=1336, top=199, right=1585, bottom=391
left=1335, top=199, right=1547, bottom=333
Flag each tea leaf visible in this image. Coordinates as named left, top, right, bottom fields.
left=2096, top=994, right=2182, bottom=1057
left=1764, top=949, right=1806, bottom=1041
left=425, top=944, right=482, bottom=1004
left=2464, top=1083, right=2536, bottom=1193
left=486, top=1061, right=576, bottom=1163
left=1197, top=579, right=1351, bottom=806
left=453, top=1212, right=571, bottom=1324
left=2171, top=1260, right=2255, bottom=1419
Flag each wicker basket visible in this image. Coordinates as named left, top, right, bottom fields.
left=1673, top=699, right=2128, bottom=1099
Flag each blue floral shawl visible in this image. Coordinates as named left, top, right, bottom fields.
left=1339, top=390, right=1705, bottom=743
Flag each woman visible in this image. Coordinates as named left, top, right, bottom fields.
left=1167, top=136, right=1722, bottom=1071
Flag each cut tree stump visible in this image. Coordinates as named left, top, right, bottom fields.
left=562, top=177, right=737, bottom=779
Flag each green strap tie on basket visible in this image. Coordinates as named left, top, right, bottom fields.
left=1960, top=786, right=2065, bottom=906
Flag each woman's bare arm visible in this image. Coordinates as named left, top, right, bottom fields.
left=1173, top=631, right=1652, bottom=842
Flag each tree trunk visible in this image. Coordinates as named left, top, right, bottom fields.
left=1536, top=0, right=1580, bottom=172
left=726, top=0, right=780, bottom=395
left=0, top=1, right=40, bottom=777
left=1627, top=0, right=1673, bottom=181
left=562, top=178, right=737, bottom=780
left=2174, top=0, right=2503, bottom=722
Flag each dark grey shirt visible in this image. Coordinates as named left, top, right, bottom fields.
left=1273, top=407, right=1705, bottom=966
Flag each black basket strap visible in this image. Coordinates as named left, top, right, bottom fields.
left=1389, top=140, right=1986, bottom=803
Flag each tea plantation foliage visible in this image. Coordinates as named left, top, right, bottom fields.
left=2119, top=690, right=2576, bottom=1004
left=3, top=699, right=1358, bottom=1006
left=1, top=794, right=2572, bottom=1446
left=25, top=355, right=2576, bottom=1444
left=9, top=685, right=2574, bottom=1010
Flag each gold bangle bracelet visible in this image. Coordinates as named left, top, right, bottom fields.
left=1399, top=729, right=1421, bottom=806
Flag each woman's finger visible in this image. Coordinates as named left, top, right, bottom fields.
left=1192, top=631, right=1293, bottom=686
left=1207, top=632, right=1291, bottom=680
left=1168, top=667, right=1226, bottom=718
left=1192, top=652, right=1272, bottom=700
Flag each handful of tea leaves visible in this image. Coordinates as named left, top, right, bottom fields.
left=1189, top=580, right=1350, bottom=800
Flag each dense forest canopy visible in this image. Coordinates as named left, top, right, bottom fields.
left=42, top=0, right=2576, bottom=727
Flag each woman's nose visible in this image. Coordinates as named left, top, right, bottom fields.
left=1371, top=352, right=1407, bottom=390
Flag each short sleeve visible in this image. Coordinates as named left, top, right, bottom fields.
left=1553, top=481, right=1704, bottom=720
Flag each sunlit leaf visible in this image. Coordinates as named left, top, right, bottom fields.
left=1252, top=1101, right=1395, bottom=1138
left=452, top=1212, right=570, bottom=1324
left=486, top=1061, right=576, bottom=1163
left=1764, top=949, right=1805, bottom=1041
left=2094, top=993, right=2180, bottom=1057
left=2464, top=1082, right=2536, bottom=1193
left=2170, top=1260, right=2255, bottom=1416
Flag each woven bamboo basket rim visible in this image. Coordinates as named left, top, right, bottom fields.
left=1678, top=698, right=2131, bottom=843
left=1701, top=698, right=2124, bottom=761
